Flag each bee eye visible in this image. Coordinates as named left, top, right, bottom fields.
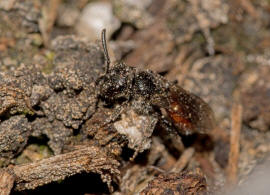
left=134, top=72, right=156, bottom=97
left=108, top=76, right=127, bottom=94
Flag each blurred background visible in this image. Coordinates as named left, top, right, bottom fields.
left=1, top=0, right=270, bottom=194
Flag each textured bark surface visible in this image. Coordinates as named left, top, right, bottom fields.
left=1, top=0, right=270, bottom=194
left=11, top=145, right=120, bottom=191
left=140, top=171, right=207, bottom=195
left=0, top=170, right=15, bottom=195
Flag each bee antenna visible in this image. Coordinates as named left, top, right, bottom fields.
left=101, top=29, right=110, bottom=74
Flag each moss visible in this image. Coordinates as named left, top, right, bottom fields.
left=192, top=32, right=207, bottom=45
left=30, top=33, right=43, bottom=47
left=70, top=134, right=83, bottom=145
left=21, top=108, right=35, bottom=116
left=42, top=51, right=55, bottom=74
left=0, top=159, right=5, bottom=168
left=15, top=144, right=53, bottom=165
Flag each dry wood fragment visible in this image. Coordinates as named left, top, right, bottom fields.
left=39, top=0, right=62, bottom=46
left=238, top=0, right=258, bottom=18
left=140, top=171, right=207, bottom=195
left=148, top=137, right=177, bottom=171
left=9, top=145, right=120, bottom=192
left=166, top=46, right=200, bottom=84
left=0, top=85, right=33, bottom=116
left=170, top=147, right=195, bottom=173
left=227, top=100, right=243, bottom=184
left=0, top=170, right=15, bottom=195
left=189, top=0, right=216, bottom=55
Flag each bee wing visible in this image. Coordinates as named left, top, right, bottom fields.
left=166, top=85, right=216, bottom=135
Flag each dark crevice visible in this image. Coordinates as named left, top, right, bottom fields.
left=27, top=134, right=50, bottom=146
left=12, top=172, right=111, bottom=195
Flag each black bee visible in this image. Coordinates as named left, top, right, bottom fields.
left=96, top=29, right=215, bottom=135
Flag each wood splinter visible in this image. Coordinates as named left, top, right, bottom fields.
left=227, top=98, right=243, bottom=184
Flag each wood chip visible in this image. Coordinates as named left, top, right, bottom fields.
left=170, top=147, right=195, bottom=173
left=0, top=170, right=15, bottom=195
left=227, top=97, right=243, bottom=184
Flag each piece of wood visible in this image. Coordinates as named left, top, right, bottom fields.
left=39, top=0, right=62, bottom=47
left=0, top=170, right=15, bottom=195
left=170, top=147, right=195, bottom=173
left=10, top=145, right=120, bottom=191
left=227, top=102, right=243, bottom=184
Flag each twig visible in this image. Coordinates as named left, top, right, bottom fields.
left=39, top=0, right=62, bottom=47
left=239, top=0, right=259, bottom=19
left=189, top=0, right=215, bottom=55
left=227, top=99, right=243, bottom=184
left=170, top=147, right=195, bottom=173
left=0, top=170, right=15, bottom=195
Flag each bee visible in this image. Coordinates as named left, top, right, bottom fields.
left=96, top=29, right=215, bottom=135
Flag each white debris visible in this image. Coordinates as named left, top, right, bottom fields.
left=57, top=5, right=80, bottom=27
left=113, top=0, right=153, bottom=28
left=76, top=2, right=120, bottom=41
left=114, top=109, right=157, bottom=155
